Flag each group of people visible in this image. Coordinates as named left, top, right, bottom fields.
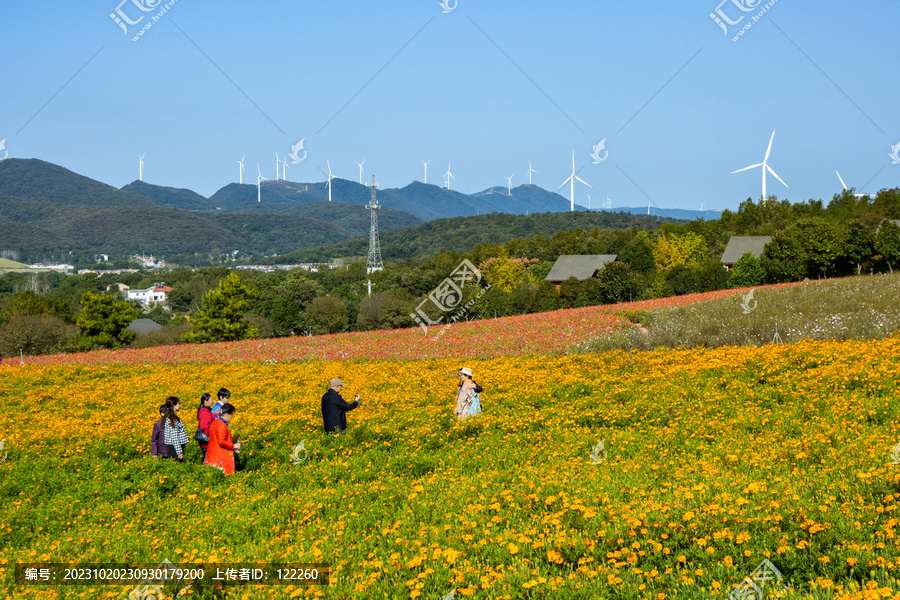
left=149, top=369, right=484, bottom=471
left=319, top=367, right=483, bottom=434
left=150, top=387, right=242, bottom=474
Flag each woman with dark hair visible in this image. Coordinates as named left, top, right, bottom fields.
left=162, top=396, right=190, bottom=462
left=205, top=403, right=241, bottom=475
left=196, top=392, right=215, bottom=463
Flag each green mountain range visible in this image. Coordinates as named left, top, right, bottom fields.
left=0, top=159, right=420, bottom=263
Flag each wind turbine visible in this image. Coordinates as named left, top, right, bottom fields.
left=444, top=162, right=454, bottom=190
left=256, top=163, right=268, bottom=203
left=326, top=160, right=338, bottom=201
left=504, top=173, right=515, bottom=195
left=526, top=161, right=537, bottom=184
left=282, top=155, right=288, bottom=180
left=835, top=170, right=867, bottom=199
left=557, top=150, right=591, bottom=212
left=275, top=152, right=281, bottom=180
left=138, top=153, right=144, bottom=182
left=731, top=129, right=789, bottom=202
left=420, top=159, right=429, bottom=184
left=356, top=158, right=366, bottom=184
left=237, top=154, right=245, bottom=184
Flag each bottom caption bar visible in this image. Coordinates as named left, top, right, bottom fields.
left=15, top=563, right=330, bottom=586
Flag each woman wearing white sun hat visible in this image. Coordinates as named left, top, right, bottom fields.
left=454, top=367, right=482, bottom=419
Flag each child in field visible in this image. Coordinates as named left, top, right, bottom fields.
left=210, top=387, right=231, bottom=417
left=150, top=405, right=169, bottom=459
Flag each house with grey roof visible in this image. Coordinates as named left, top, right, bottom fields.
left=127, top=318, right=163, bottom=336
left=721, top=236, right=772, bottom=270
left=545, top=254, right=617, bottom=288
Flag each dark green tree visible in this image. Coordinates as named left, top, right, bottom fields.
left=789, top=218, right=845, bottom=278
left=597, top=262, right=641, bottom=304
left=761, top=230, right=806, bottom=283
left=872, top=188, right=900, bottom=219
left=618, top=231, right=656, bottom=274
left=874, top=220, right=900, bottom=273
left=357, top=293, right=413, bottom=331
left=183, top=272, right=258, bottom=343
left=306, top=295, right=349, bottom=335
left=727, top=252, right=764, bottom=288
left=841, top=221, right=874, bottom=275
left=76, top=292, right=137, bottom=351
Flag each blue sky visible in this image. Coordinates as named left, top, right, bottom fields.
left=1, top=1, right=898, bottom=212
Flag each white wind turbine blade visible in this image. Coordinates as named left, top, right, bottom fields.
left=574, top=175, right=592, bottom=188
left=763, top=129, right=776, bottom=163
left=836, top=169, right=848, bottom=190
left=730, top=162, right=762, bottom=175
left=766, top=164, right=789, bottom=189
left=557, top=175, right=574, bottom=191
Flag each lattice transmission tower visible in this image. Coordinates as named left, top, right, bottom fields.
left=366, top=174, right=383, bottom=274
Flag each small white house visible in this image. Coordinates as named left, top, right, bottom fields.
left=127, top=284, right=173, bottom=305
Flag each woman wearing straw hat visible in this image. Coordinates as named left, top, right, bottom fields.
left=454, top=367, right=482, bottom=419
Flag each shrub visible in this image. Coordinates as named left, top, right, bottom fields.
left=131, top=323, right=192, bottom=349
left=307, top=295, right=349, bottom=335
left=0, top=315, right=75, bottom=356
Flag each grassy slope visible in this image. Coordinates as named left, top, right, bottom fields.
left=576, top=273, right=900, bottom=353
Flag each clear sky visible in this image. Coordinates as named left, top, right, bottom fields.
left=1, top=1, right=898, bottom=212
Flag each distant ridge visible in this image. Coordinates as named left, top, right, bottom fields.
left=122, top=180, right=216, bottom=211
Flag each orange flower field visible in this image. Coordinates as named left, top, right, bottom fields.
left=1, top=296, right=900, bottom=598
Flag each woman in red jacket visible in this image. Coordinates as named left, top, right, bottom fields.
left=204, top=403, right=241, bottom=474
left=196, top=393, right=215, bottom=463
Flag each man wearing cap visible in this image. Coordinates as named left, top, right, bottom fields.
left=321, top=379, right=361, bottom=435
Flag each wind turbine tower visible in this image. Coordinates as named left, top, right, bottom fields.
left=444, top=162, right=454, bottom=190
left=257, top=163, right=268, bottom=203
left=421, top=159, right=429, bottom=184
left=557, top=150, right=591, bottom=211
left=138, top=153, right=145, bottom=182
left=366, top=174, right=384, bottom=274
left=237, top=154, right=245, bottom=184
left=504, top=173, right=515, bottom=195
left=326, top=161, right=337, bottom=202
left=356, top=158, right=366, bottom=184
left=527, top=161, right=537, bottom=185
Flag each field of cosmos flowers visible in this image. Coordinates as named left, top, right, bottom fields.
left=1, top=282, right=900, bottom=599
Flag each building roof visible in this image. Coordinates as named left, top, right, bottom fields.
left=127, top=318, right=163, bottom=335
left=545, top=255, right=618, bottom=282
left=721, top=236, right=772, bottom=265
left=153, top=286, right=173, bottom=292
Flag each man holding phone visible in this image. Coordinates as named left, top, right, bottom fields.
left=321, top=378, right=361, bottom=435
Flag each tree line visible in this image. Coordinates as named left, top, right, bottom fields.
left=0, top=188, right=898, bottom=356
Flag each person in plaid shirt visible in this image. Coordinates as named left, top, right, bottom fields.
left=163, top=396, right=190, bottom=462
